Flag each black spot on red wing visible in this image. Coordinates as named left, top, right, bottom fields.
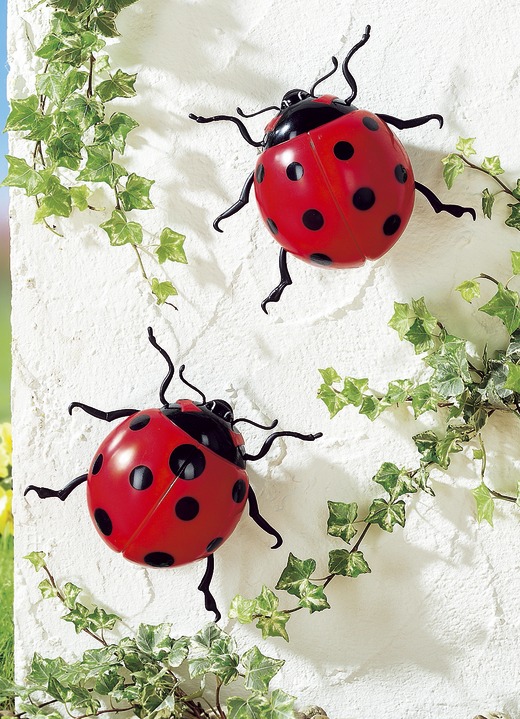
left=144, top=552, right=175, bottom=567
left=129, top=414, right=150, bottom=431
left=333, top=141, right=354, bottom=160
left=169, top=411, right=245, bottom=468
left=394, top=164, right=408, bottom=183
left=169, top=444, right=206, bottom=480
left=94, top=508, right=112, bottom=536
left=232, top=479, right=247, bottom=503
left=310, top=253, right=332, bottom=266
left=302, top=209, right=324, bottom=230
left=353, top=188, right=375, bottom=210
left=267, top=218, right=278, bottom=235
left=92, top=454, right=103, bottom=475
left=362, top=116, right=379, bottom=131
left=129, top=465, right=153, bottom=491
left=175, top=496, right=199, bottom=521
left=383, top=214, right=402, bottom=236
left=286, top=162, right=304, bottom=181
left=206, top=537, right=223, bottom=553
left=256, top=164, right=265, bottom=183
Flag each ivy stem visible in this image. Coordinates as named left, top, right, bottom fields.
left=215, top=681, right=225, bottom=719
left=458, top=154, right=514, bottom=196
left=87, top=54, right=96, bottom=98
left=478, top=434, right=487, bottom=482
left=131, top=243, right=148, bottom=281
left=489, top=489, right=517, bottom=503
left=479, top=273, right=500, bottom=286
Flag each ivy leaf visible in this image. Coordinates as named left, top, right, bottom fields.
left=365, top=498, right=406, bottom=532
left=53, top=31, right=105, bottom=66
left=318, top=367, right=341, bottom=386
left=61, top=93, right=105, bottom=131
left=513, top=180, right=520, bottom=201
left=255, top=611, right=290, bottom=642
left=405, top=319, right=436, bottom=354
left=342, top=377, right=369, bottom=406
left=410, top=382, right=440, bottom=418
left=87, top=607, right=120, bottom=632
left=412, top=297, right=439, bottom=334
left=92, top=11, right=120, bottom=37
left=25, top=114, right=54, bottom=142
left=441, top=153, right=464, bottom=189
left=97, top=69, right=137, bottom=102
left=227, top=695, right=270, bottom=719
left=33, top=176, right=72, bottom=222
left=255, top=584, right=279, bottom=614
left=136, top=623, right=171, bottom=655
left=455, top=137, right=476, bottom=156
left=358, top=395, right=382, bottom=421
left=427, top=336, right=471, bottom=398
left=480, top=283, right=520, bottom=334
left=317, top=383, right=348, bottom=418
left=4, top=95, right=40, bottom=131
left=229, top=594, right=257, bottom=624
left=24, top=551, right=47, bottom=571
left=373, top=462, right=416, bottom=500
left=77, top=145, right=127, bottom=187
left=511, top=251, right=520, bottom=276
left=481, top=156, right=504, bottom=176
left=62, top=603, right=91, bottom=633
left=156, top=228, right=188, bottom=264
left=435, top=429, right=466, bottom=469
left=119, top=173, right=154, bottom=211
left=267, top=689, right=296, bottom=719
left=505, top=203, right=520, bottom=231
left=388, top=301, right=415, bottom=340
left=481, top=188, right=494, bottom=219
left=62, top=582, right=82, bottom=609
left=2, top=156, right=46, bottom=196
left=327, top=501, right=358, bottom=543
left=47, top=131, right=83, bottom=170
left=100, top=210, right=143, bottom=246
left=36, top=66, right=88, bottom=104
left=35, top=31, right=65, bottom=60
left=70, top=185, right=90, bottom=211
left=242, top=646, right=284, bottom=693
left=413, top=430, right=440, bottom=464
left=504, top=361, right=520, bottom=392
left=471, top=483, right=494, bottom=526
left=384, top=379, right=413, bottom=405
left=93, top=112, right=139, bottom=153
left=275, top=553, right=316, bottom=597
left=328, top=549, right=371, bottom=577
left=151, top=278, right=178, bottom=305
left=38, top=578, right=58, bottom=599
left=103, top=0, right=140, bottom=11
left=456, top=279, right=481, bottom=303
left=297, top=581, right=330, bottom=613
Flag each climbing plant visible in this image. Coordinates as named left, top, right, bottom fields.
left=3, top=0, right=186, bottom=307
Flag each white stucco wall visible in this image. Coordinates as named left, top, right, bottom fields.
left=9, top=0, right=520, bottom=717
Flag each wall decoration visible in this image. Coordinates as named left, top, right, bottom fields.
left=24, top=329, right=322, bottom=621
left=190, top=26, right=476, bottom=312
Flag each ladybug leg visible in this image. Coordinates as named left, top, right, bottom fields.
left=376, top=113, right=443, bottom=130
left=24, top=473, right=87, bottom=502
left=415, top=181, right=477, bottom=220
left=243, top=429, right=323, bottom=462
left=147, top=327, right=175, bottom=406
left=68, top=403, right=138, bottom=422
left=188, top=113, right=262, bottom=148
left=261, top=249, right=293, bottom=314
left=342, top=25, right=371, bottom=105
left=247, top=485, right=282, bottom=549
left=198, top=554, right=221, bottom=622
left=213, top=171, right=254, bottom=233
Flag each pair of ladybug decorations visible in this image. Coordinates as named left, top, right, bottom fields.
left=26, top=27, right=476, bottom=620
left=190, top=24, right=475, bottom=312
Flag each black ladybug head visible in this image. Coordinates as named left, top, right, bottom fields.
left=205, top=399, right=234, bottom=424
left=280, top=89, right=311, bottom=110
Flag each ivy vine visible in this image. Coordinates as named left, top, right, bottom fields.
left=3, top=0, right=186, bottom=307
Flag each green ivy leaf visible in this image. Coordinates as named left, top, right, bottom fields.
left=229, top=595, right=257, bottom=624
left=25, top=114, right=54, bottom=142
left=511, top=251, right=520, bottom=276
left=242, top=646, right=284, bottom=693
left=70, top=185, right=90, bottom=211
left=505, top=203, right=520, bottom=231
left=427, top=336, right=471, bottom=398
left=297, top=581, right=330, bottom=613
left=471, top=483, right=494, bottom=526
left=267, top=689, right=296, bottom=719
left=38, top=578, right=58, bottom=599
left=61, top=93, right=105, bottom=131
left=455, top=137, right=476, bottom=156
left=388, top=301, right=415, bottom=340
left=373, top=462, right=416, bottom=500
left=275, top=553, right=316, bottom=597
left=227, top=695, right=270, bottom=719
left=93, top=112, right=139, bottom=153
left=4, top=95, right=40, bottom=131
left=481, top=188, right=494, bottom=219
left=87, top=607, right=120, bottom=632
left=255, top=611, right=290, bottom=642
left=100, top=210, right=142, bottom=246
left=255, top=584, right=279, bottom=614
left=104, top=0, right=140, bottom=12
left=410, top=382, right=440, bottom=418
left=35, top=32, right=65, bottom=60
left=481, top=156, right=504, bottom=176
left=456, top=279, right=481, bottom=303
left=92, top=11, right=120, bottom=37
left=36, top=66, right=88, bottom=104
left=365, top=498, right=406, bottom=532
left=317, top=383, right=348, bottom=418
left=2, top=155, right=46, bottom=196
left=318, top=367, right=341, bottom=386
left=384, top=379, right=413, bottom=405
left=327, top=500, right=358, bottom=543
left=441, top=153, right=464, bottom=189
left=33, top=176, right=72, bottom=222
left=151, top=278, right=178, bottom=305
left=119, top=173, right=154, bottom=211
left=513, top=180, right=520, bottom=201
left=156, top=227, right=187, bottom=264
left=480, top=283, right=520, bottom=334
left=405, top=319, right=436, bottom=354
left=358, top=394, right=382, bottom=421
left=97, top=69, right=137, bottom=102
left=77, top=145, right=127, bottom=187
left=62, top=582, right=82, bottom=609
left=46, top=131, right=83, bottom=170
left=504, top=361, right=520, bottom=392
left=413, top=430, right=440, bottom=464
left=328, top=549, right=371, bottom=577
left=135, top=623, right=171, bottom=655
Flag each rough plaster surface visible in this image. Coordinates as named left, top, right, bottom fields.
left=8, top=0, right=520, bottom=717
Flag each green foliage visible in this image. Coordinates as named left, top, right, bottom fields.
left=3, top=0, right=187, bottom=307
left=1, top=554, right=297, bottom=719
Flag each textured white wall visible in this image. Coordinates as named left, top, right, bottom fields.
left=9, top=0, right=520, bottom=717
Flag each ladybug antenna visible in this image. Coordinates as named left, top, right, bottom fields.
left=236, top=105, right=280, bottom=118
left=343, top=24, right=371, bottom=105
left=309, top=56, right=339, bottom=97
left=243, top=430, right=323, bottom=462
left=179, top=364, right=207, bottom=404
left=147, top=327, right=175, bottom=406
left=232, top=417, right=279, bottom=431
left=189, top=113, right=263, bottom=148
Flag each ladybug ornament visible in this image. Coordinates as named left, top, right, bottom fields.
left=189, top=25, right=476, bottom=312
left=25, top=328, right=322, bottom=621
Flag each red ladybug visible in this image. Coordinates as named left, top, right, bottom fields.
left=189, top=25, right=475, bottom=312
left=25, top=328, right=322, bottom=620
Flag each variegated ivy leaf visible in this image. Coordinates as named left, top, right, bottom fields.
left=511, top=251, right=520, bottom=276
left=327, top=500, right=358, bottom=543
left=364, top=498, right=406, bottom=532
left=410, top=382, right=440, bottom=417
left=328, top=549, right=371, bottom=577
left=455, top=137, right=477, bottom=156
left=227, top=694, right=270, bottom=719
left=318, top=367, right=341, bottom=386
left=388, top=301, right=415, bottom=340
left=481, top=155, right=504, bottom=176
left=255, top=611, right=290, bottom=642
left=441, top=153, right=464, bottom=189
left=456, top=279, right=481, bottom=303
left=150, top=278, right=178, bottom=305
left=372, top=462, right=416, bottom=500
left=505, top=203, right=520, bottom=231
left=504, top=361, right=520, bottom=392
left=471, top=483, right=494, bottom=526
left=297, top=581, right=330, bottom=613
left=24, top=551, right=47, bottom=571
left=242, top=646, right=284, bottom=693
left=480, top=283, right=520, bottom=334
left=482, top=188, right=494, bottom=219
left=317, top=383, right=348, bottom=418
left=275, top=553, right=316, bottom=597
